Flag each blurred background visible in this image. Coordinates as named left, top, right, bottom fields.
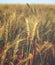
left=0, top=0, right=55, bottom=4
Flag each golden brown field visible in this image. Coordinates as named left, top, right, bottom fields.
left=0, top=4, right=55, bottom=65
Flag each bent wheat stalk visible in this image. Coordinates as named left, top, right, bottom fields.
left=13, top=30, right=27, bottom=56
left=1, top=36, right=26, bottom=65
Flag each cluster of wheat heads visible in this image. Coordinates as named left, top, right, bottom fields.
left=0, top=4, right=55, bottom=65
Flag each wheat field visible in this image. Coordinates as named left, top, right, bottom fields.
left=0, top=4, right=55, bottom=65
